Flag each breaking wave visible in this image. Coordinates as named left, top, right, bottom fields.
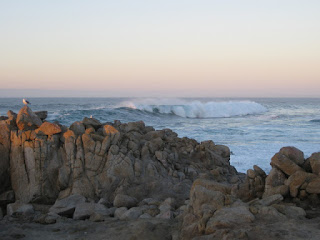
left=119, top=99, right=267, bottom=118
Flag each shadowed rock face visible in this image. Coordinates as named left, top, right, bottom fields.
left=0, top=106, right=236, bottom=205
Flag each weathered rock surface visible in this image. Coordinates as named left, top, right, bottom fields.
left=35, top=122, right=62, bottom=135
left=16, top=105, right=42, bottom=130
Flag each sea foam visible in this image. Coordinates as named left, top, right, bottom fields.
left=121, top=99, right=268, bottom=118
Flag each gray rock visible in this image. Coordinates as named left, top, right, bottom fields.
left=82, top=117, right=102, bottom=130
left=114, top=207, right=127, bottom=219
left=7, top=202, right=34, bottom=216
left=259, top=194, right=283, bottom=206
left=69, top=121, right=85, bottom=135
left=156, top=210, right=174, bottom=219
left=139, top=213, right=152, bottom=219
left=73, top=202, right=94, bottom=220
left=120, top=207, right=143, bottom=220
left=49, top=194, right=86, bottom=217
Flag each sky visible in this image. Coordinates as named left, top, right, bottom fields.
left=0, top=0, right=319, bottom=98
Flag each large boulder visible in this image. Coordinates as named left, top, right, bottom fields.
left=16, top=106, right=42, bottom=130
left=270, top=152, right=303, bottom=176
left=69, top=121, right=85, bottom=135
left=279, top=147, right=305, bottom=166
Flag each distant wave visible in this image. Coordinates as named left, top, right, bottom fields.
left=118, top=99, right=268, bottom=118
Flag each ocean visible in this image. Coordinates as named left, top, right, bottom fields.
left=1, top=97, right=319, bottom=173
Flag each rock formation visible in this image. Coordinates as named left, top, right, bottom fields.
left=1, top=106, right=320, bottom=240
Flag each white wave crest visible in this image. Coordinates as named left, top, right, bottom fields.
left=120, top=99, right=268, bottom=118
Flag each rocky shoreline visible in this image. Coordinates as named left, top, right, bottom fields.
left=1, top=106, right=320, bottom=239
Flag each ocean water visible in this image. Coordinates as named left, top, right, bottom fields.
left=0, top=97, right=319, bottom=173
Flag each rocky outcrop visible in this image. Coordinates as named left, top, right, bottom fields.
left=1, top=106, right=320, bottom=240
left=0, top=106, right=236, bottom=207
left=181, top=146, right=320, bottom=239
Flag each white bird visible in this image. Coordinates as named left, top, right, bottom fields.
left=23, top=99, right=31, bottom=105
left=90, top=115, right=93, bottom=118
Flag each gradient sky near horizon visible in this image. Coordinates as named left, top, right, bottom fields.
left=0, top=0, right=319, bottom=97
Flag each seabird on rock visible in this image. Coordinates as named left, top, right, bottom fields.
left=23, top=99, right=31, bottom=105
left=90, top=115, right=93, bottom=118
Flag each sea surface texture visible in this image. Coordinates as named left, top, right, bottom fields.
left=1, top=97, right=319, bottom=173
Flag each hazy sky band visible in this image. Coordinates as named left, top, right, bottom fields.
left=1, top=0, right=319, bottom=97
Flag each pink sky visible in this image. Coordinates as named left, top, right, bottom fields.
left=1, top=1, right=319, bottom=97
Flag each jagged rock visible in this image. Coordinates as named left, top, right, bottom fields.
left=113, top=194, right=138, bottom=208
left=69, top=121, right=85, bottom=135
left=7, top=202, right=34, bottom=216
left=35, top=122, right=62, bottom=135
left=16, top=105, right=42, bottom=130
left=49, top=194, right=86, bottom=217
left=279, top=146, right=305, bottom=166
left=34, top=111, right=48, bottom=121
left=309, top=152, right=320, bottom=175
left=271, top=152, right=304, bottom=176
